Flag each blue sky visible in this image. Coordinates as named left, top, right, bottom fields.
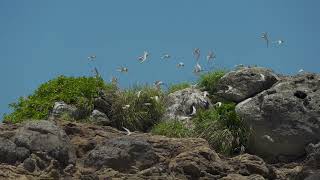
left=1, top=0, right=320, bottom=117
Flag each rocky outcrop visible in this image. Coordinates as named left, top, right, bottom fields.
left=216, top=67, right=279, bottom=102
left=0, top=119, right=317, bottom=179
left=163, top=87, right=211, bottom=121
left=90, top=109, right=111, bottom=126
left=50, top=101, right=89, bottom=120
left=13, top=120, right=76, bottom=167
left=236, top=73, right=320, bottom=162
left=0, top=137, right=30, bottom=164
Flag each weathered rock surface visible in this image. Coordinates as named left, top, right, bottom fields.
left=163, top=87, right=211, bottom=121
left=0, top=119, right=317, bottom=179
left=90, top=109, right=111, bottom=126
left=0, top=137, right=30, bottom=164
left=50, top=101, right=88, bottom=120
left=236, top=73, right=320, bottom=162
left=13, top=120, right=76, bottom=167
left=216, top=67, right=279, bottom=102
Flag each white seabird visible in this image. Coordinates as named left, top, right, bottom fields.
left=193, top=48, right=200, bottom=61
left=190, top=105, right=196, bottom=116
left=117, top=67, right=128, bottom=73
left=298, top=69, right=304, bottom=73
left=123, top=127, right=132, bottom=135
left=177, top=62, right=185, bottom=68
left=260, top=74, right=266, bottom=81
left=136, top=91, right=142, bottom=98
left=138, top=51, right=149, bottom=63
left=122, top=104, right=130, bottom=110
left=262, top=135, right=274, bottom=143
left=161, top=53, right=171, bottom=60
left=261, top=32, right=269, bottom=48
left=193, top=63, right=202, bottom=73
left=273, top=40, right=284, bottom=46
left=207, top=51, right=216, bottom=62
left=88, top=55, right=96, bottom=61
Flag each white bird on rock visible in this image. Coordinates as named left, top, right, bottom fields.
left=190, top=105, right=196, bottom=116
left=123, top=127, right=132, bottom=135
left=122, top=104, right=130, bottom=110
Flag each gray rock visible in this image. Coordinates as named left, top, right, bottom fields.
left=216, top=67, right=279, bottom=102
left=236, top=73, right=320, bottom=162
left=13, top=120, right=76, bottom=167
left=305, top=142, right=320, bottom=168
left=93, top=97, right=112, bottom=116
left=163, top=87, right=211, bottom=121
left=90, top=110, right=111, bottom=126
left=23, top=157, right=36, bottom=172
left=0, top=137, right=30, bottom=164
left=84, top=136, right=159, bottom=172
left=50, top=101, right=88, bottom=120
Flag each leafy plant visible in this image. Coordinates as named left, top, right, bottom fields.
left=151, top=120, right=193, bottom=138
left=193, top=102, right=250, bottom=155
left=167, top=82, right=191, bottom=94
left=109, top=85, right=165, bottom=132
left=198, top=70, right=226, bottom=94
left=4, top=76, right=115, bottom=123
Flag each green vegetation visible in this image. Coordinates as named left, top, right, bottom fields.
left=167, top=82, right=191, bottom=94
left=109, top=86, right=165, bottom=132
left=151, top=102, right=249, bottom=155
left=151, top=120, right=193, bottom=138
left=4, top=76, right=115, bottom=123
left=198, top=70, right=226, bottom=94
left=193, top=103, right=249, bottom=155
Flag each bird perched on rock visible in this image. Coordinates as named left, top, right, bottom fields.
left=177, top=62, right=185, bottom=68
left=88, top=55, right=96, bottom=61
left=207, top=51, right=216, bottom=62
left=161, top=53, right=171, bottom=60
left=138, top=51, right=149, bottom=63
left=123, top=127, right=132, bottom=135
left=193, top=48, right=201, bottom=61
left=117, top=67, right=128, bottom=73
left=190, top=105, right=197, bottom=116
left=261, top=32, right=269, bottom=48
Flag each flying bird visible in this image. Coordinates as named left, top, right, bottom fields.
left=177, top=62, right=185, bottom=68
left=161, top=53, right=171, bottom=60
left=207, top=51, right=216, bottom=62
left=261, top=32, right=269, bottom=48
left=273, top=40, right=284, bottom=46
left=193, top=48, right=200, bottom=61
left=193, top=63, right=202, bottom=74
left=88, top=55, right=96, bottom=61
left=117, top=67, right=128, bottom=73
left=154, top=81, right=165, bottom=89
left=123, top=127, right=132, bottom=135
left=298, top=69, right=304, bottom=73
left=138, top=51, right=149, bottom=63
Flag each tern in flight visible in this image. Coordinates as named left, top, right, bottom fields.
left=88, top=55, right=96, bottom=61
left=161, top=53, right=171, bottom=60
left=193, top=63, right=202, bottom=74
left=272, top=40, right=284, bottom=46
left=177, top=62, right=185, bottom=68
left=138, top=51, right=149, bottom=63
left=207, top=51, right=216, bottom=62
left=117, top=67, right=128, bottom=73
left=298, top=69, right=304, bottom=73
left=261, top=32, right=269, bottom=48
left=193, top=48, right=201, bottom=61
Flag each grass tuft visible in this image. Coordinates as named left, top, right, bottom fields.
left=151, top=120, right=193, bottom=138
left=198, top=70, right=226, bottom=94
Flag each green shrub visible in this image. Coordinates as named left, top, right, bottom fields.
left=151, top=120, right=193, bottom=138
left=193, top=102, right=250, bottom=155
left=109, top=85, right=165, bottom=132
left=198, top=70, right=226, bottom=94
left=4, top=76, right=115, bottom=123
left=167, top=82, right=191, bottom=94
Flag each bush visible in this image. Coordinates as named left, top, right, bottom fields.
left=167, top=82, right=191, bottom=94
left=193, top=102, right=250, bottom=155
left=4, top=76, right=115, bottom=123
left=198, top=70, right=226, bottom=94
left=109, top=85, right=165, bottom=132
left=151, top=120, right=193, bottom=138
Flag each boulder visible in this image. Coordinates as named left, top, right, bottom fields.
left=84, top=136, right=159, bottom=172
left=163, top=87, right=211, bottom=121
left=0, top=137, right=30, bottom=164
left=50, top=101, right=88, bottom=120
left=236, top=73, right=320, bottom=162
left=216, top=67, right=279, bottom=102
left=90, top=110, right=111, bottom=126
left=13, top=120, right=76, bottom=167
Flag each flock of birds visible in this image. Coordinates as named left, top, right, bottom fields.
left=86, top=32, right=286, bottom=136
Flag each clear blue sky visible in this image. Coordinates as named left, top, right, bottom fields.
left=1, top=0, right=320, bottom=117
